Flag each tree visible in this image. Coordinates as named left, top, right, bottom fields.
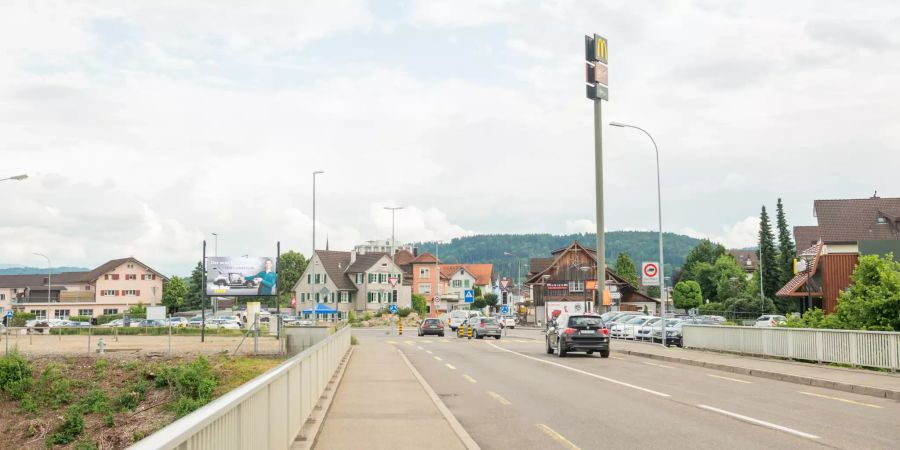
left=692, top=262, right=718, bottom=302
left=613, top=252, right=639, bottom=286
left=161, top=276, right=188, bottom=314
left=646, top=286, right=660, bottom=298
left=832, top=253, right=900, bottom=331
left=411, top=294, right=427, bottom=316
left=184, top=261, right=206, bottom=311
left=483, top=293, right=499, bottom=312
left=713, top=255, right=748, bottom=301
left=682, top=239, right=727, bottom=280
left=473, top=286, right=482, bottom=297
left=758, top=206, right=780, bottom=299
left=673, top=280, right=702, bottom=312
left=775, top=199, right=796, bottom=288
left=472, top=296, right=486, bottom=309
left=278, top=251, right=308, bottom=302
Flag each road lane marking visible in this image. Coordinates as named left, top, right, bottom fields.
left=609, top=355, right=625, bottom=360
left=487, top=342, right=670, bottom=397
left=696, top=404, right=819, bottom=440
left=417, top=346, right=424, bottom=350
left=426, top=350, right=433, bottom=354
left=434, top=356, right=443, bottom=361
left=405, top=341, right=415, bottom=345
left=462, top=374, right=477, bottom=383
left=487, top=391, right=511, bottom=405
left=643, top=361, right=674, bottom=369
left=446, top=363, right=457, bottom=370
left=386, top=340, right=398, bottom=345
left=707, top=374, right=753, bottom=384
left=536, top=424, right=581, bottom=450
left=799, top=391, right=882, bottom=409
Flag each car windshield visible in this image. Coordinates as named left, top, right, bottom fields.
left=665, top=319, right=682, bottom=326
left=568, top=316, right=603, bottom=327
left=626, top=316, right=648, bottom=324
left=482, top=318, right=499, bottom=324
left=424, top=319, right=439, bottom=324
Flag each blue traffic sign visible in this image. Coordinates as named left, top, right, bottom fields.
left=389, top=304, right=398, bottom=314
left=500, top=304, right=509, bottom=314
left=464, top=290, right=475, bottom=303
left=5, top=311, right=12, bottom=318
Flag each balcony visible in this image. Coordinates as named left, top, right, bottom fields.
left=60, top=291, right=97, bottom=303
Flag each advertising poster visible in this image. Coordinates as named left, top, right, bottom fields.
left=207, top=256, right=277, bottom=296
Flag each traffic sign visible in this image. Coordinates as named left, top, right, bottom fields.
left=464, top=289, right=475, bottom=303
left=500, top=277, right=510, bottom=290
left=5, top=311, right=12, bottom=318
left=389, top=304, right=398, bottom=314
left=642, top=262, right=660, bottom=286
left=500, top=305, right=510, bottom=314
left=389, top=276, right=399, bottom=288
left=434, top=296, right=441, bottom=307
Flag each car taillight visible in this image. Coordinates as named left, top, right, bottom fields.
left=601, top=328, right=609, bottom=336
left=770, top=319, right=776, bottom=326
left=563, top=327, right=577, bottom=335
left=438, top=323, right=444, bottom=328
left=479, top=323, right=485, bottom=328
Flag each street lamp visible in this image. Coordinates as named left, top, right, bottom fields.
left=0, top=174, right=28, bottom=182
left=33, top=253, right=51, bottom=320
left=384, top=206, right=404, bottom=263
left=211, top=233, right=218, bottom=257
left=609, top=121, right=667, bottom=346
left=311, top=170, right=324, bottom=322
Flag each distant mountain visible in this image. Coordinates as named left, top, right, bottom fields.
left=413, top=231, right=701, bottom=282
left=0, top=266, right=90, bottom=275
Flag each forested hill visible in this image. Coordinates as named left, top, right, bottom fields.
left=414, top=232, right=701, bottom=281
left=0, top=266, right=90, bottom=275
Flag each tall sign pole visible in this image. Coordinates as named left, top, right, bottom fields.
left=586, top=34, right=609, bottom=310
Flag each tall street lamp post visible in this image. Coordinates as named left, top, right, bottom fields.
left=384, top=206, right=404, bottom=264
left=311, top=170, right=324, bottom=323
left=503, top=252, right=521, bottom=313
left=609, top=121, right=667, bottom=347
left=33, top=253, right=51, bottom=319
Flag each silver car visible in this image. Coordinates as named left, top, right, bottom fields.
left=469, top=317, right=502, bottom=339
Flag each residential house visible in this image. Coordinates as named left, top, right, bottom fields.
left=0, top=258, right=166, bottom=319
left=729, top=250, right=758, bottom=277
left=777, top=196, right=900, bottom=313
left=292, top=249, right=411, bottom=318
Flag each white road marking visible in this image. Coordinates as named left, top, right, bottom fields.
left=643, top=361, right=675, bottom=369
left=609, top=355, right=625, bottom=360
left=405, top=340, right=415, bottom=345
left=417, top=346, right=424, bottom=350
left=446, top=363, right=457, bottom=370
left=799, top=391, right=882, bottom=409
left=462, top=374, right=477, bottom=383
left=696, top=404, right=820, bottom=440
left=434, top=356, right=443, bottom=361
left=707, top=374, right=753, bottom=384
left=386, top=340, right=398, bottom=345
left=536, top=424, right=581, bottom=450
left=487, top=391, right=511, bottom=405
left=426, top=350, right=433, bottom=354
left=487, top=342, right=670, bottom=397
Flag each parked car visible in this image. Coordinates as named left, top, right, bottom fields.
left=417, top=318, right=445, bottom=337
left=652, top=318, right=689, bottom=347
left=449, top=310, right=482, bottom=331
left=754, top=314, right=787, bottom=327
left=166, top=317, right=189, bottom=327
left=188, top=316, right=204, bottom=327
left=546, top=314, right=609, bottom=357
left=138, top=319, right=166, bottom=327
left=600, top=311, right=645, bottom=323
left=497, top=315, right=517, bottom=328
left=699, top=315, right=727, bottom=324
left=610, top=315, right=655, bottom=339
left=206, top=318, right=241, bottom=330
left=635, top=317, right=664, bottom=341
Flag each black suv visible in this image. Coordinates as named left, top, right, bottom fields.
left=546, top=314, right=610, bottom=358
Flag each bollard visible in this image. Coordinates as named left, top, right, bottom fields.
left=97, top=337, right=106, bottom=355
left=399, top=322, right=403, bottom=336
left=467, top=323, right=473, bottom=340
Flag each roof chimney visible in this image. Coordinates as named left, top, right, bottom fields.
left=350, top=250, right=357, bottom=265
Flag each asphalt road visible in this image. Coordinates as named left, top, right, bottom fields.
left=354, top=327, right=900, bottom=450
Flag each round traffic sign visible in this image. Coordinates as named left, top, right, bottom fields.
left=643, top=263, right=658, bottom=277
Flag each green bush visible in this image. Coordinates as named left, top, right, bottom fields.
left=95, top=314, right=122, bottom=325
left=94, top=359, right=108, bottom=378
left=46, top=406, right=84, bottom=445
left=68, top=315, right=91, bottom=323
left=361, top=312, right=373, bottom=321
left=36, top=364, right=73, bottom=409
left=396, top=307, right=412, bottom=318
left=11, top=312, right=35, bottom=327
left=80, top=388, right=111, bottom=415
left=347, top=311, right=358, bottom=323
left=156, top=356, right=218, bottom=418
left=116, top=379, right=148, bottom=411
left=0, top=349, right=33, bottom=400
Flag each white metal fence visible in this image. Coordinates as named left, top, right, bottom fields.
left=683, top=325, right=900, bottom=371
left=129, top=326, right=351, bottom=450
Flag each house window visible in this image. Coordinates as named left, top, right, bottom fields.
left=452, top=280, right=462, bottom=288
left=141, top=274, right=156, bottom=280
left=419, top=283, right=431, bottom=294
left=102, top=308, right=119, bottom=315
left=127, top=264, right=134, bottom=268
left=368, top=273, right=375, bottom=283
left=464, top=280, right=470, bottom=288
left=54, top=309, right=71, bottom=319
left=355, top=273, right=362, bottom=284
left=111, top=274, right=120, bottom=280
left=367, top=292, right=375, bottom=303
left=568, top=281, right=584, bottom=293
left=0, top=294, right=4, bottom=301
left=104, top=275, right=109, bottom=280
left=78, top=309, right=93, bottom=317
left=877, top=216, right=887, bottom=224
left=122, top=290, right=140, bottom=296
left=125, top=274, right=137, bottom=280
left=101, top=290, right=116, bottom=297
left=323, top=274, right=327, bottom=283
left=315, top=293, right=320, bottom=301
left=84, top=285, right=90, bottom=291
left=392, top=290, right=398, bottom=303
left=419, top=268, right=430, bottom=277
left=31, top=310, right=47, bottom=319
left=307, top=274, right=311, bottom=284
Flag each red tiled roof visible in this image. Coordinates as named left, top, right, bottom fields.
left=410, top=252, right=439, bottom=264
left=394, top=250, right=415, bottom=267
left=440, top=264, right=493, bottom=286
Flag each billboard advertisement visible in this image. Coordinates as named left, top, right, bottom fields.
left=545, top=301, right=592, bottom=323
left=206, top=257, right=277, bottom=296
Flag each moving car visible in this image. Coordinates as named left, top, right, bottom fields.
left=754, top=314, right=787, bottom=327
left=449, top=310, right=482, bottom=331
left=469, top=317, right=501, bottom=339
left=417, top=318, right=445, bottom=337
left=497, top=315, right=517, bottom=328
left=546, top=314, right=609, bottom=357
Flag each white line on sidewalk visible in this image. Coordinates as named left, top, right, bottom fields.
left=462, top=374, right=477, bottom=383
left=487, top=342, right=670, bottom=397
left=643, top=361, right=674, bottom=369
left=536, top=424, right=581, bottom=450
left=696, top=404, right=820, bottom=440
left=707, top=374, right=753, bottom=384
left=446, top=363, right=457, bottom=370
left=799, top=391, right=882, bottom=408
left=487, top=391, right=511, bottom=405
left=434, top=356, right=443, bottom=361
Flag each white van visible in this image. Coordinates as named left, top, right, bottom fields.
left=449, top=310, right=483, bottom=331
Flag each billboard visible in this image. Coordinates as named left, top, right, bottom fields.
left=545, top=301, right=592, bottom=322
left=206, top=256, right=277, bottom=296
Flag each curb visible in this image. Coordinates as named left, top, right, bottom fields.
left=612, top=347, right=900, bottom=401
left=293, top=345, right=355, bottom=450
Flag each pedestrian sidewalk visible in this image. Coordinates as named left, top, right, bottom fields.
left=613, top=340, right=900, bottom=400
left=311, top=340, right=474, bottom=450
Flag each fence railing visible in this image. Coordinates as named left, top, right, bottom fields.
left=129, top=326, right=351, bottom=450
left=683, top=325, right=900, bottom=371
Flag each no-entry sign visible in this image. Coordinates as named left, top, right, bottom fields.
left=642, top=262, right=660, bottom=286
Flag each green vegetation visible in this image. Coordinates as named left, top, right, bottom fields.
left=185, top=261, right=206, bottom=311
left=483, top=293, right=499, bottom=312
left=613, top=252, right=639, bottom=286
left=775, top=198, right=796, bottom=288
left=758, top=205, right=781, bottom=299
left=278, top=251, right=309, bottom=304
left=472, top=297, right=486, bottom=309
left=68, top=315, right=92, bottom=323
left=156, top=356, right=217, bottom=418
left=396, top=307, right=412, bottom=318
left=162, top=275, right=189, bottom=313
left=0, top=349, right=32, bottom=400
left=673, top=280, right=702, bottom=312
left=411, top=294, right=427, bottom=316
left=10, top=311, right=35, bottom=327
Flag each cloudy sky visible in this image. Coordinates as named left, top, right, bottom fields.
left=1, top=0, right=898, bottom=274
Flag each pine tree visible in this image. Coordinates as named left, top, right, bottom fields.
left=758, top=206, right=780, bottom=299
left=613, top=252, right=639, bottom=286
left=775, top=198, right=796, bottom=287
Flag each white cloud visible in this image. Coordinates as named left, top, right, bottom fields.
left=565, top=219, right=597, bottom=234
left=682, top=216, right=760, bottom=249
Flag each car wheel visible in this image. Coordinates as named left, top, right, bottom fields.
left=586, top=350, right=594, bottom=355
left=557, top=341, right=567, bottom=357
left=440, top=333, right=445, bottom=337
left=600, top=349, right=610, bottom=358
left=495, top=335, right=501, bottom=340
left=546, top=338, right=553, bottom=354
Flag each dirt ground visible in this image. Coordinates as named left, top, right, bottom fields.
left=0, top=333, right=282, bottom=358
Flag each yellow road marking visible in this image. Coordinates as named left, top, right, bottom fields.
left=537, top=424, right=581, bottom=450
left=462, top=374, right=477, bottom=383
left=487, top=391, right=511, bottom=406
left=434, top=356, right=442, bottom=361
left=799, top=391, right=882, bottom=408
left=707, top=374, right=753, bottom=384
left=643, top=361, right=674, bottom=369
left=446, top=363, right=457, bottom=370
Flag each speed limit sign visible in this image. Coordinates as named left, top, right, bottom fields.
left=642, top=262, right=660, bottom=286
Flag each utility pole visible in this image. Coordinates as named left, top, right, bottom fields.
left=586, top=34, right=609, bottom=311
left=384, top=206, right=404, bottom=264
left=312, top=170, right=324, bottom=323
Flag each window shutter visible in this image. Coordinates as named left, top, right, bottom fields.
left=136, top=290, right=140, bottom=296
